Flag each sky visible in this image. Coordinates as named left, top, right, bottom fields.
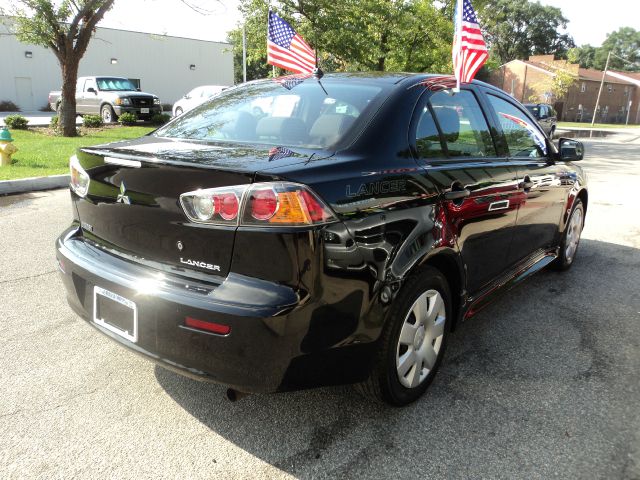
left=0, top=0, right=638, bottom=47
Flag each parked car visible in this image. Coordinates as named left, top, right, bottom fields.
left=524, top=103, right=557, bottom=137
left=172, top=85, right=228, bottom=117
left=49, top=76, right=162, bottom=123
left=56, top=73, right=587, bottom=406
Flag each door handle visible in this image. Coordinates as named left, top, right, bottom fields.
left=444, top=188, right=471, bottom=200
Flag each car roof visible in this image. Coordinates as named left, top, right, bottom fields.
left=246, top=72, right=509, bottom=93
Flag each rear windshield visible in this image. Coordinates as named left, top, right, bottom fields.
left=154, top=80, right=385, bottom=149
left=97, top=78, right=137, bottom=91
left=525, top=105, right=540, bottom=117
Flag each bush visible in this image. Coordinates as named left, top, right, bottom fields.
left=40, top=104, right=53, bottom=112
left=0, top=100, right=20, bottom=112
left=50, top=115, right=59, bottom=129
left=83, top=115, right=103, bottom=128
left=151, top=113, right=171, bottom=125
left=4, top=114, right=29, bottom=130
left=118, top=112, right=137, bottom=126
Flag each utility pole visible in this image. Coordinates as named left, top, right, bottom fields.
left=591, top=50, right=611, bottom=126
left=242, top=25, right=247, bottom=83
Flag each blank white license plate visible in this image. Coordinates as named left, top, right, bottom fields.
left=140, top=108, right=150, bottom=114
left=93, top=286, right=138, bottom=342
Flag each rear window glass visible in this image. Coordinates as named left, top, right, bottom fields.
left=525, top=105, right=540, bottom=117
left=154, top=80, right=384, bottom=149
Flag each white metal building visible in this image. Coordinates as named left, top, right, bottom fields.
left=0, top=17, right=234, bottom=111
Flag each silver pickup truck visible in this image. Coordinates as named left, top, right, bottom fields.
left=48, top=76, right=162, bottom=123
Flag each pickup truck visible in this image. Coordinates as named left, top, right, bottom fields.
left=48, top=76, right=162, bottom=123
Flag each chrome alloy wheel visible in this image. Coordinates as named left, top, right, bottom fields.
left=565, top=206, right=583, bottom=263
left=396, top=289, right=446, bottom=388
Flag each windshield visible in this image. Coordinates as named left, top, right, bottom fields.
left=154, top=79, right=385, bottom=149
left=97, top=78, right=137, bottom=91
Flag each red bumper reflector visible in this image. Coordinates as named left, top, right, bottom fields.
left=185, top=317, right=231, bottom=335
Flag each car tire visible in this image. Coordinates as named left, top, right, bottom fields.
left=356, top=266, right=451, bottom=406
left=101, top=105, right=117, bottom=124
left=552, top=198, right=584, bottom=271
left=175, top=107, right=183, bottom=116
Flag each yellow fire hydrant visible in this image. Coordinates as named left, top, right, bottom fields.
left=0, top=128, right=18, bottom=166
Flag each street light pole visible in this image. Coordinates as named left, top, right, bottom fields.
left=591, top=50, right=611, bottom=127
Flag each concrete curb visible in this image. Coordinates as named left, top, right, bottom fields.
left=0, top=174, right=69, bottom=196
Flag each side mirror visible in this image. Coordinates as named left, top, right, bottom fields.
left=558, top=138, right=584, bottom=161
left=87, top=87, right=97, bottom=94
left=136, top=88, right=141, bottom=92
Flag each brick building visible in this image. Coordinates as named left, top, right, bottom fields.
left=489, top=55, right=639, bottom=125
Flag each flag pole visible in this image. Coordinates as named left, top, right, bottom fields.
left=454, top=0, right=463, bottom=91
left=242, top=24, right=247, bottom=83
left=267, top=4, right=276, bottom=78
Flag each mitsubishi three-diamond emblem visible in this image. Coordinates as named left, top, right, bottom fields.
left=116, top=182, right=131, bottom=204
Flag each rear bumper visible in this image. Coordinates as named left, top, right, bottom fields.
left=56, top=226, right=375, bottom=393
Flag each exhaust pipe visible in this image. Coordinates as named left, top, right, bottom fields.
left=226, top=388, right=250, bottom=402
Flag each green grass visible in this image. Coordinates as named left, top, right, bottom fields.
left=558, top=122, right=638, bottom=129
left=0, top=126, right=155, bottom=180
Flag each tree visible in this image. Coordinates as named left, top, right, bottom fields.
left=567, top=44, right=597, bottom=69
left=7, top=0, right=115, bottom=136
left=528, top=68, right=577, bottom=104
left=593, top=27, right=640, bottom=71
left=228, top=0, right=453, bottom=82
left=480, top=0, right=575, bottom=64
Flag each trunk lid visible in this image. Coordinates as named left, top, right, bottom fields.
left=75, top=137, right=320, bottom=278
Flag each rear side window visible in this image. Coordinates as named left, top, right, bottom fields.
left=488, top=95, right=547, bottom=157
left=415, top=90, right=496, bottom=159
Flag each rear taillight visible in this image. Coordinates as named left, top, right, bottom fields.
left=69, top=155, right=90, bottom=197
left=179, top=182, right=336, bottom=227
left=180, top=185, right=245, bottom=225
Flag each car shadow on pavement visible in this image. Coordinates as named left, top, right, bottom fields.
left=155, top=238, right=640, bottom=479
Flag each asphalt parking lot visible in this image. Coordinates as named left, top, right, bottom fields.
left=1, top=138, right=639, bottom=479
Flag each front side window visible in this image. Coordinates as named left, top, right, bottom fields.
left=488, top=95, right=547, bottom=158
left=155, top=80, right=385, bottom=149
left=415, top=90, right=495, bottom=159
left=84, top=79, right=96, bottom=92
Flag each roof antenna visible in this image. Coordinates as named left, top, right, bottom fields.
left=313, top=66, right=328, bottom=96
left=312, top=23, right=327, bottom=95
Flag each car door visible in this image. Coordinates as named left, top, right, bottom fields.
left=411, top=87, right=522, bottom=294
left=84, top=78, right=101, bottom=114
left=484, top=93, right=570, bottom=265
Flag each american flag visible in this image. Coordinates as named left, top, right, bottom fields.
left=417, top=75, right=459, bottom=92
left=268, top=146, right=295, bottom=162
left=267, top=11, right=316, bottom=75
left=498, top=112, right=548, bottom=154
left=274, top=73, right=312, bottom=90
left=452, top=0, right=488, bottom=86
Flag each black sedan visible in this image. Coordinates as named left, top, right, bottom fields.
left=56, top=73, right=587, bottom=406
